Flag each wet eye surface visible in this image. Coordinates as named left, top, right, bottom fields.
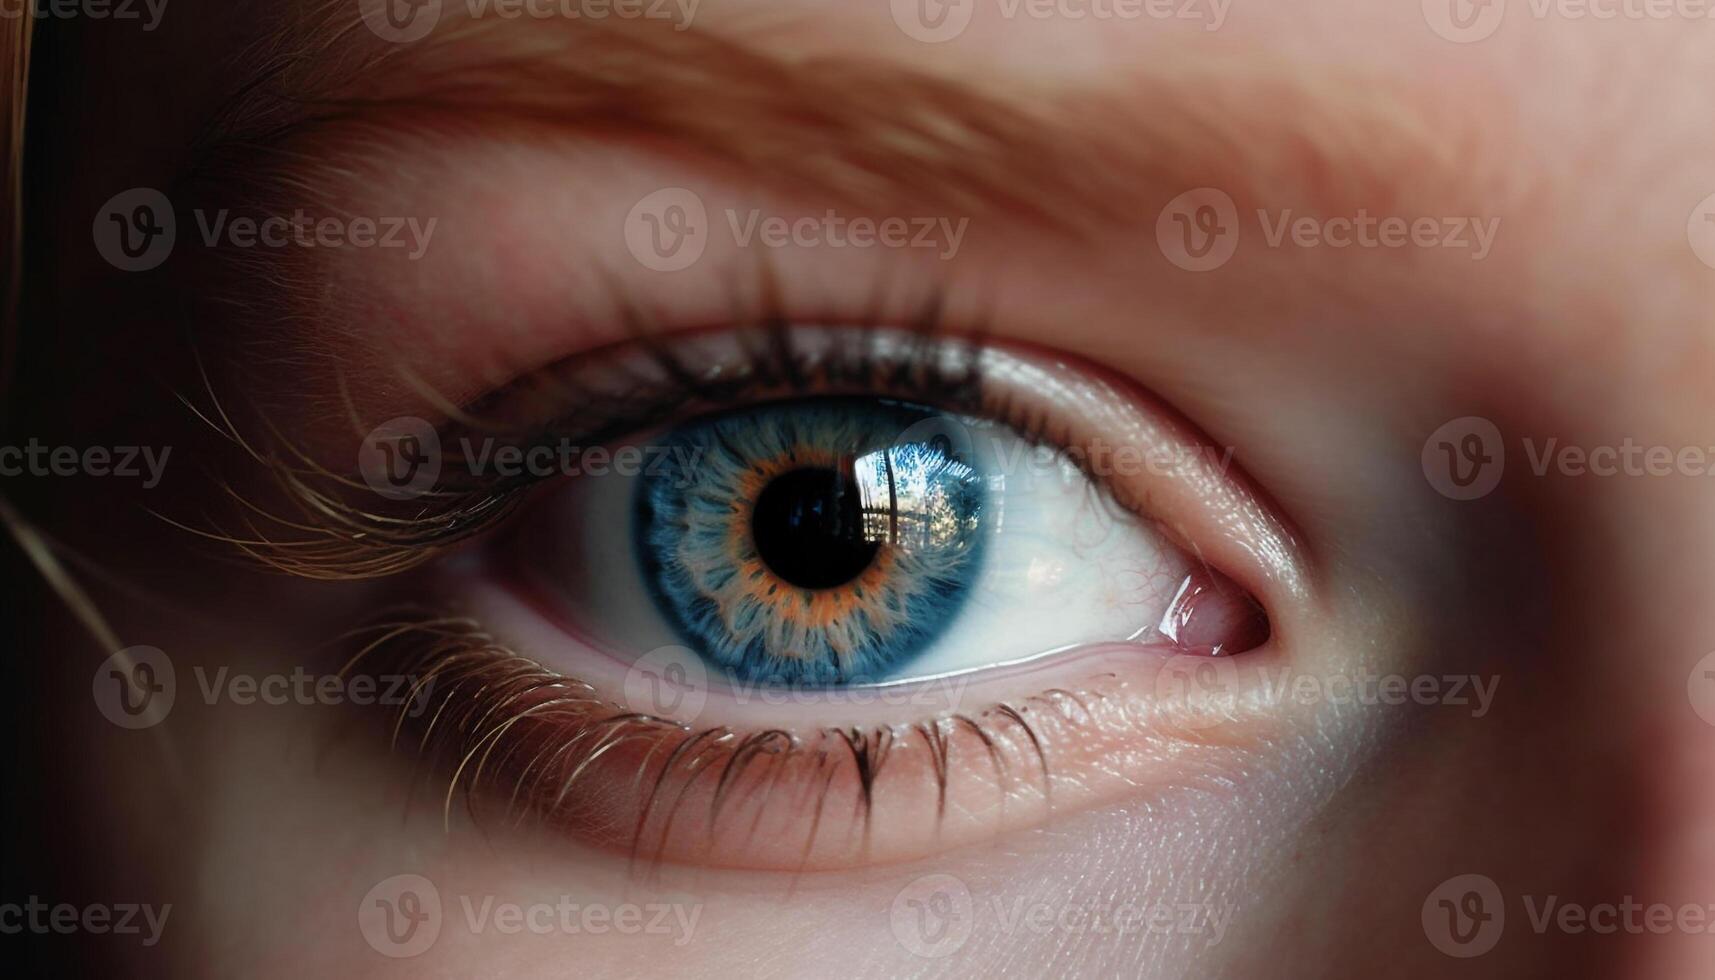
left=348, top=326, right=1287, bottom=868
left=636, top=398, right=989, bottom=688
left=497, top=348, right=1273, bottom=698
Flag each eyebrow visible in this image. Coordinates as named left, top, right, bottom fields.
left=183, top=11, right=1494, bottom=240
left=172, top=8, right=1522, bottom=465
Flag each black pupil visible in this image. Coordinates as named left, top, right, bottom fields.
left=751, top=466, right=880, bottom=590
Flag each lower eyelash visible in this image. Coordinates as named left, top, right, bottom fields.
left=342, top=608, right=1067, bottom=872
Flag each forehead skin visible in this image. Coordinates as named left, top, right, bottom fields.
left=41, top=4, right=1715, bottom=467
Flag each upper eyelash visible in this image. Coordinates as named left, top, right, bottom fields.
left=177, top=274, right=992, bottom=581
left=441, top=289, right=987, bottom=491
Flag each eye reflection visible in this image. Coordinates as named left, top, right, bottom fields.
left=637, top=398, right=991, bottom=688
left=853, top=435, right=986, bottom=556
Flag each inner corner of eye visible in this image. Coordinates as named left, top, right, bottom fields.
left=521, top=393, right=1271, bottom=693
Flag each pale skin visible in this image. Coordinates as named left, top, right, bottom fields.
left=16, top=1, right=1715, bottom=977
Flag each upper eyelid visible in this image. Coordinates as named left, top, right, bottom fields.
left=204, top=321, right=990, bottom=581
left=436, top=303, right=981, bottom=446
left=194, top=318, right=1307, bottom=645
left=174, top=314, right=976, bottom=581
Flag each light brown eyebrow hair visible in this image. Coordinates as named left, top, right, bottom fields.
left=162, top=7, right=1517, bottom=459
left=181, top=6, right=1506, bottom=242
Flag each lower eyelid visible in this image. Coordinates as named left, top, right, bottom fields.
left=460, top=570, right=1170, bottom=728
left=348, top=601, right=1285, bottom=871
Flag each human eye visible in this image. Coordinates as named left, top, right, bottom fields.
left=498, top=331, right=1268, bottom=692
left=301, top=306, right=1296, bottom=871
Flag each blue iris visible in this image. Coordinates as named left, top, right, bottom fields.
left=635, top=398, right=989, bottom=687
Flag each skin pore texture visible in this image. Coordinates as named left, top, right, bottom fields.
left=12, top=1, right=1715, bottom=978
